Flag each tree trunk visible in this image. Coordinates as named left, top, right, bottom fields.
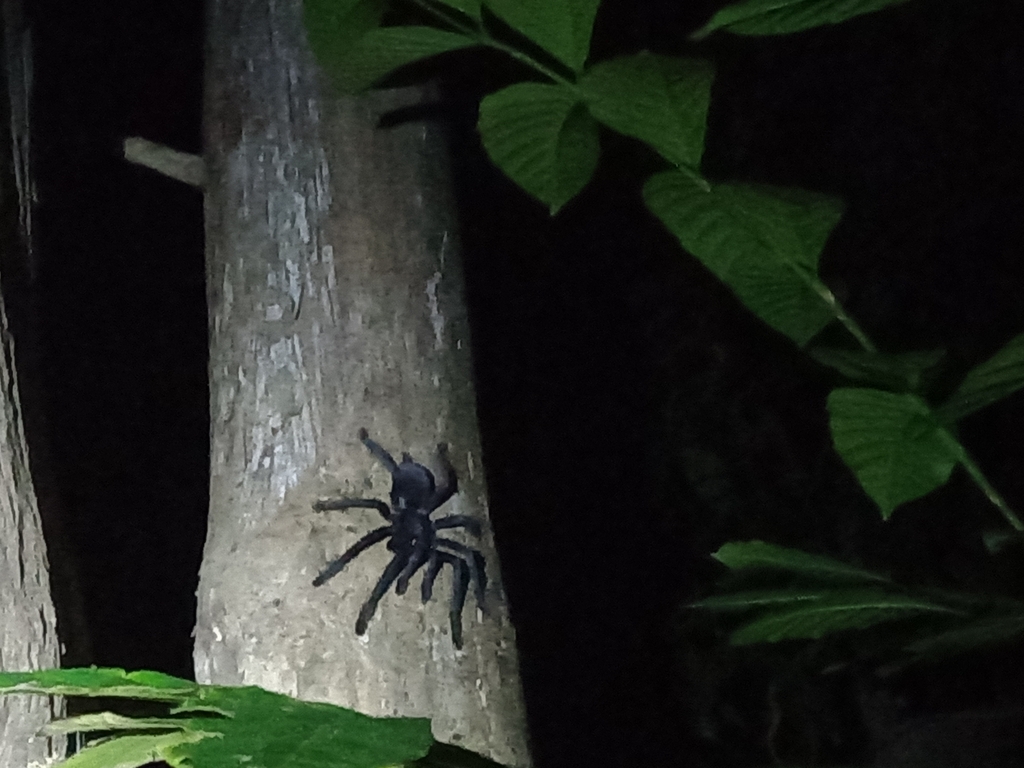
left=194, top=1, right=529, bottom=764
left=0, top=301, right=61, bottom=768
left=0, top=4, right=63, bottom=765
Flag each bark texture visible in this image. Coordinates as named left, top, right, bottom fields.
left=0, top=1, right=63, bottom=764
left=195, top=1, right=529, bottom=764
left=0, top=300, right=62, bottom=767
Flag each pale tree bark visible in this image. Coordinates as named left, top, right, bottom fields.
left=193, top=1, right=529, bottom=764
left=0, top=297, right=61, bottom=768
left=0, top=1, right=63, bottom=765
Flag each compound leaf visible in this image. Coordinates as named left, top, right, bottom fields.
left=690, top=0, right=914, bottom=40
left=0, top=667, right=196, bottom=700
left=711, top=540, right=890, bottom=583
left=0, top=669, right=434, bottom=768
left=171, top=685, right=433, bottom=768
left=694, top=587, right=863, bottom=611
left=904, top=612, right=1024, bottom=657
left=43, top=712, right=193, bottom=735
left=644, top=173, right=844, bottom=346
left=479, top=82, right=598, bottom=213
left=828, top=389, right=964, bottom=518
left=61, top=732, right=208, bottom=768
left=729, top=590, right=962, bottom=644
left=580, top=52, right=713, bottom=169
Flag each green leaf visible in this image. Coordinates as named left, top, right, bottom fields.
left=579, top=53, right=713, bottom=168
left=303, top=0, right=388, bottom=68
left=0, top=667, right=197, bottom=700
left=904, top=612, right=1024, bottom=657
left=0, top=669, right=435, bottom=768
left=690, top=0, right=914, bottom=40
left=711, top=540, right=890, bottom=583
left=433, top=0, right=483, bottom=19
left=172, top=686, right=434, bottom=768
left=938, top=332, right=1024, bottom=422
left=479, top=82, right=598, bottom=213
left=62, top=731, right=210, bottom=768
left=485, top=0, right=600, bottom=72
left=828, top=389, right=964, bottom=518
left=729, top=590, right=962, bottom=645
left=809, top=347, right=945, bottom=392
left=42, top=712, right=192, bottom=735
left=326, top=25, right=479, bottom=93
left=644, top=173, right=844, bottom=345
left=693, top=587, right=858, bottom=611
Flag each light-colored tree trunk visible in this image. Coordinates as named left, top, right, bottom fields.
left=0, top=297, right=62, bottom=768
left=193, top=1, right=529, bottom=764
left=0, top=6, right=63, bottom=766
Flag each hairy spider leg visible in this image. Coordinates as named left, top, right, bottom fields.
left=319, top=429, right=483, bottom=647
left=437, top=538, right=487, bottom=611
left=357, top=429, right=400, bottom=474
left=438, top=552, right=471, bottom=649
left=354, top=550, right=412, bottom=636
left=421, top=552, right=443, bottom=603
left=428, top=443, right=458, bottom=509
left=312, top=526, right=391, bottom=587
left=433, top=514, right=482, bottom=536
left=415, top=516, right=483, bottom=603
left=418, top=551, right=472, bottom=648
left=313, top=497, right=393, bottom=521
left=420, top=546, right=485, bottom=622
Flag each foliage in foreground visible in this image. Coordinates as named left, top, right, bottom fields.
left=0, top=668, right=501, bottom=768
left=7, top=0, right=1020, bottom=765
left=302, top=0, right=1024, bottom=658
left=693, top=541, right=1024, bottom=656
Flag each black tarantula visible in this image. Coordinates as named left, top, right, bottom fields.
left=312, top=428, right=487, bottom=649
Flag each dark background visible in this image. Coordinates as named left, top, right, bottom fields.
left=15, top=0, right=1024, bottom=766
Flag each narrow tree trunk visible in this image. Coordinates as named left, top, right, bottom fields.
left=0, top=298, right=61, bottom=768
left=194, top=1, right=529, bottom=764
left=0, top=1, right=63, bottom=764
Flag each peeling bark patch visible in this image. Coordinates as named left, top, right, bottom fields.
left=244, top=336, right=316, bottom=499
left=426, top=271, right=445, bottom=350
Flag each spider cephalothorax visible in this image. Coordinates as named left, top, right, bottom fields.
left=312, top=428, right=487, bottom=648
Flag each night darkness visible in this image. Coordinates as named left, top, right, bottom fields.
left=17, top=1, right=1024, bottom=767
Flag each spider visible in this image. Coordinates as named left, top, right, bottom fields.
left=312, top=428, right=487, bottom=649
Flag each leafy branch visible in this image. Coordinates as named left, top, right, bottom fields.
left=302, top=0, right=1024, bottom=656
left=692, top=542, right=1024, bottom=658
left=303, top=0, right=1023, bottom=531
left=0, top=668, right=504, bottom=768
